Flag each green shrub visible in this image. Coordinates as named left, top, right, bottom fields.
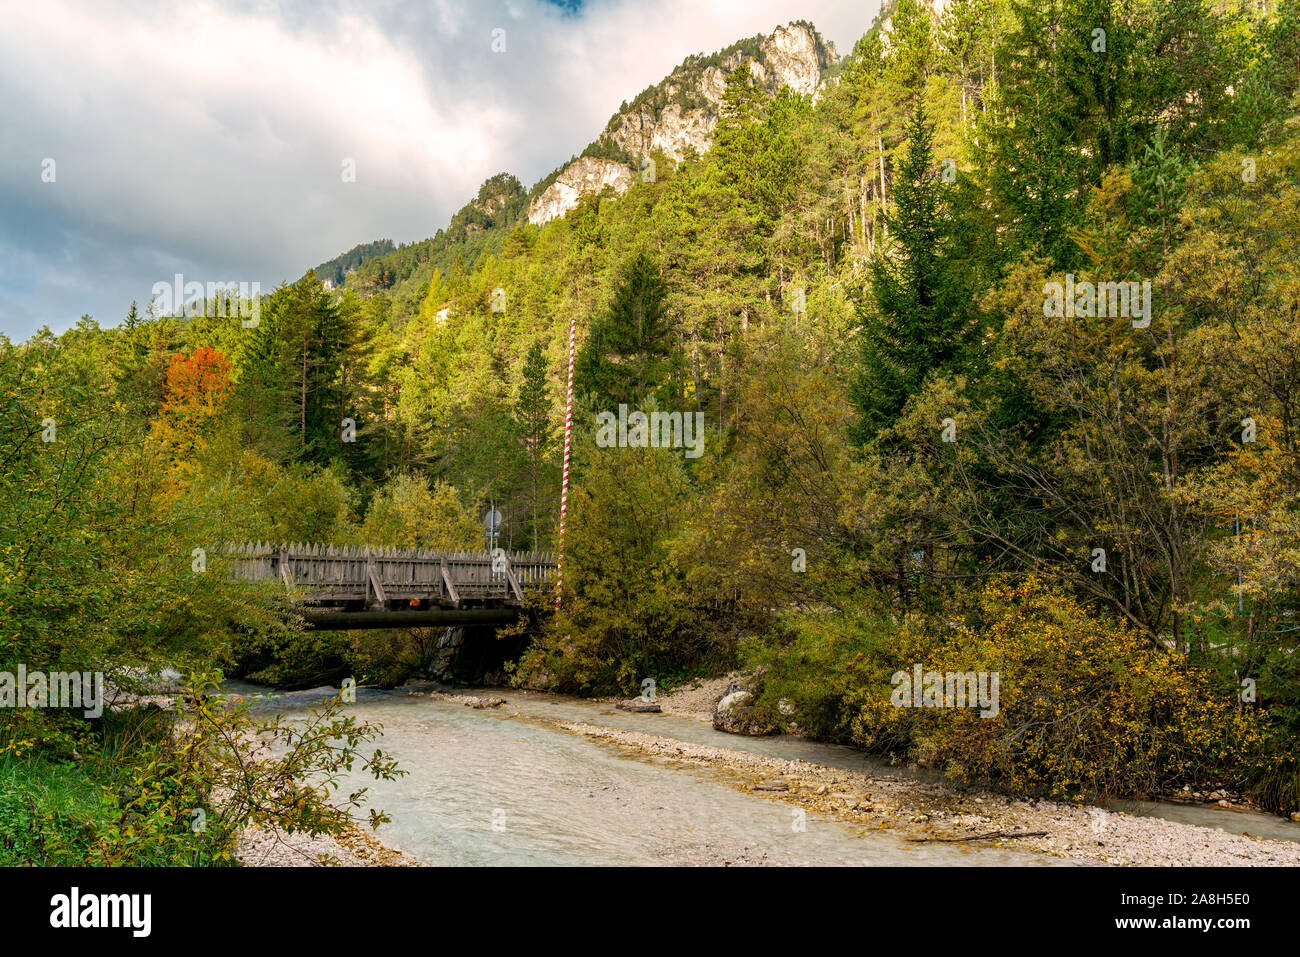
left=759, top=578, right=1263, bottom=803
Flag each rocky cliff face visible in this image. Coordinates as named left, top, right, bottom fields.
left=751, top=21, right=833, bottom=97
left=605, top=97, right=720, bottom=166
left=601, top=23, right=832, bottom=162
left=527, top=21, right=838, bottom=227
left=527, top=157, right=636, bottom=226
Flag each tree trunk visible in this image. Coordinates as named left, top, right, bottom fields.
left=876, top=120, right=889, bottom=242
left=300, top=355, right=308, bottom=447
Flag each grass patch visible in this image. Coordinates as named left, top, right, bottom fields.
left=0, top=754, right=119, bottom=865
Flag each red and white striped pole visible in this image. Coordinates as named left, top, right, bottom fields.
left=555, top=315, right=576, bottom=610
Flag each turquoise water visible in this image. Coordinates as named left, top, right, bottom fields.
left=229, top=681, right=1299, bottom=864
left=238, top=684, right=1068, bottom=866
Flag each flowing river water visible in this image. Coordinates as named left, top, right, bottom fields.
left=227, top=681, right=1300, bottom=866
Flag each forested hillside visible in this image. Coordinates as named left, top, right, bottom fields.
left=312, top=239, right=396, bottom=289
left=7, top=0, right=1300, bottom=845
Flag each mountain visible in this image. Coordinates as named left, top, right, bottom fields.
left=448, top=173, right=529, bottom=239
left=307, top=173, right=528, bottom=293
left=312, top=239, right=396, bottom=288
left=527, top=21, right=840, bottom=225
left=316, top=21, right=841, bottom=287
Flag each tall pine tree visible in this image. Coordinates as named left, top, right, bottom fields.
left=514, top=340, right=557, bottom=550
left=576, top=251, right=680, bottom=408
left=851, top=98, right=973, bottom=445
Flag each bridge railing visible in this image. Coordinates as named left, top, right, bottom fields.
left=226, top=542, right=556, bottom=607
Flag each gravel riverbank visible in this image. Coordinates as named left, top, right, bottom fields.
left=555, top=721, right=1300, bottom=866
left=236, top=822, right=422, bottom=866
left=229, top=678, right=1300, bottom=866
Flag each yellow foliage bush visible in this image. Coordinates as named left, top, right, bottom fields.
left=848, top=578, right=1260, bottom=801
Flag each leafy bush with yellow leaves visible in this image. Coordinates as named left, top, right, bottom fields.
left=759, top=578, right=1262, bottom=803
left=853, top=578, right=1260, bottom=801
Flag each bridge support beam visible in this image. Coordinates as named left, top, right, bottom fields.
left=302, top=608, right=520, bottom=630
left=440, top=556, right=460, bottom=606
left=366, top=550, right=387, bottom=608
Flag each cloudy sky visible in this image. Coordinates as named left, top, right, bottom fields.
left=0, top=0, right=879, bottom=340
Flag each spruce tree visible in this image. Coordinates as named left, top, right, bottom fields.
left=576, top=251, right=679, bottom=408
left=850, top=98, right=972, bottom=445
left=889, top=0, right=938, bottom=94
left=514, top=340, right=556, bottom=549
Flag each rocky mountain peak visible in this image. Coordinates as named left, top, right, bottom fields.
left=526, top=20, right=839, bottom=226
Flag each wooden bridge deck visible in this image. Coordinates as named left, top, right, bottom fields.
left=228, top=542, right=556, bottom=628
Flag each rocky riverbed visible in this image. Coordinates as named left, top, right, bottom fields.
left=553, top=721, right=1300, bottom=866
left=226, top=676, right=1300, bottom=867
left=237, top=822, right=422, bottom=867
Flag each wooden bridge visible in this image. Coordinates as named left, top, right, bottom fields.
left=229, top=542, right=556, bottom=629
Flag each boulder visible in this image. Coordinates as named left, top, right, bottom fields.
left=429, top=691, right=506, bottom=709
left=616, top=701, right=662, bottom=713
left=712, top=676, right=778, bottom=735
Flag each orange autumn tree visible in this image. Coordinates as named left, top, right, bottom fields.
left=151, top=346, right=233, bottom=472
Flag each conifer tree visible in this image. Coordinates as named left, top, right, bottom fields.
left=576, top=251, right=679, bottom=408
left=889, top=0, right=938, bottom=94
left=851, top=98, right=973, bottom=445
left=515, top=340, right=556, bottom=549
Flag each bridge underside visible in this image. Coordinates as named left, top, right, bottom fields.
left=302, top=604, right=524, bottom=630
